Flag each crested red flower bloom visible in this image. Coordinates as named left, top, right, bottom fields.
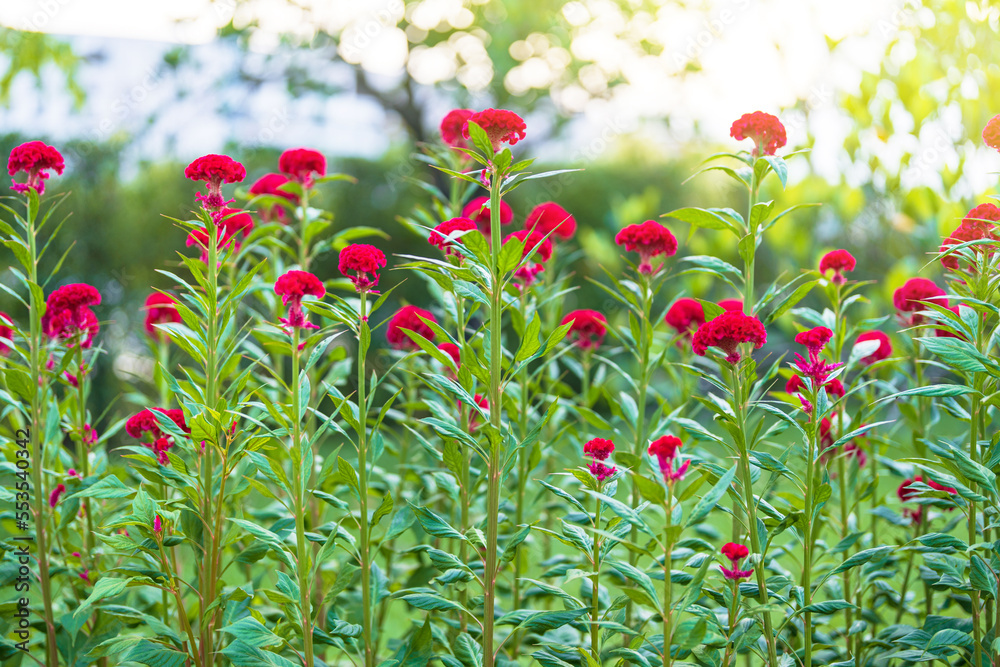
left=185, top=154, right=245, bottom=210
left=429, top=217, right=479, bottom=257
left=438, top=342, right=461, bottom=370
left=561, top=310, right=607, bottom=350
left=819, top=249, right=856, bottom=285
left=897, top=476, right=958, bottom=523
left=249, top=173, right=299, bottom=223
left=525, top=202, right=577, bottom=240
left=338, top=244, right=386, bottom=294
left=49, top=483, right=66, bottom=507
left=825, top=378, right=845, bottom=398
left=856, top=330, right=892, bottom=365
left=43, top=284, right=101, bottom=347
left=665, top=299, right=705, bottom=338
left=278, top=148, right=326, bottom=186
left=186, top=208, right=255, bottom=262
left=82, top=424, right=98, bottom=445
left=588, top=461, right=617, bottom=482
left=583, top=437, right=615, bottom=461
left=983, top=114, right=1000, bottom=152
left=144, top=293, right=182, bottom=341
left=125, top=407, right=190, bottom=440
left=785, top=374, right=805, bottom=394
left=718, top=299, right=744, bottom=313
left=8, top=141, right=65, bottom=195
left=462, top=196, right=514, bottom=234
left=274, top=270, right=325, bottom=331
left=387, top=305, right=437, bottom=350
left=730, top=111, right=787, bottom=157
left=893, top=278, right=947, bottom=326
left=440, top=109, right=474, bottom=148
left=692, top=312, right=766, bottom=364
left=648, top=435, right=688, bottom=483
left=934, top=305, right=964, bottom=339
left=940, top=204, right=1000, bottom=270
left=819, top=417, right=834, bottom=448
left=720, top=542, right=753, bottom=581
left=504, top=229, right=553, bottom=285
left=463, top=108, right=527, bottom=151
left=0, top=311, right=13, bottom=356
left=793, top=326, right=841, bottom=385
left=614, top=220, right=678, bottom=274
left=795, top=327, right=833, bottom=354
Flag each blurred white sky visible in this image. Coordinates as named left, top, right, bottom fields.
left=2, top=0, right=989, bottom=196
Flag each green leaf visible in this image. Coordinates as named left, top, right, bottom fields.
left=401, top=593, right=467, bottom=613
left=798, top=600, right=855, bottom=615
left=454, top=633, right=483, bottom=667
left=124, top=640, right=189, bottom=667
left=608, top=560, right=660, bottom=609
left=221, top=617, right=284, bottom=649
left=665, top=207, right=743, bottom=233
left=685, top=464, right=737, bottom=528
left=75, top=577, right=133, bottom=619
left=831, top=546, right=893, bottom=575
left=371, top=492, right=394, bottom=532
left=3, top=368, right=33, bottom=403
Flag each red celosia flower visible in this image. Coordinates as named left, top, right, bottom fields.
left=249, top=173, right=299, bottom=223
left=648, top=435, right=689, bottom=483
left=466, top=393, right=490, bottom=431
left=440, top=109, right=474, bottom=148
left=338, top=244, right=386, bottom=294
left=893, top=278, right=947, bottom=326
left=439, top=342, right=461, bottom=370
left=278, top=148, right=326, bottom=186
left=49, top=483, right=66, bottom=507
left=588, top=461, right=617, bottom=482
left=934, top=305, right=963, bottom=339
left=463, top=108, right=527, bottom=152
left=43, top=284, right=101, bottom=347
left=0, top=311, right=13, bottom=356
left=983, top=114, right=1000, bottom=152
left=387, top=305, right=437, bottom=350
left=785, top=374, right=805, bottom=394
left=144, top=293, right=182, bottom=341
left=185, top=154, right=245, bottom=210
left=125, top=407, right=190, bottom=440
left=897, top=476, right=958, bottom=523
left=583, top=437, right=614, bottom=461
left=665, top=298, right=705, bottom=338
left=795, top=327, right=833, bottom=354
left=8, top=141, right=65, bottom=195
left=82, top=424, right=98, bottom=445
left=692, top=311, right=767, bottom=364
left=793, top=326, right=841, bottom=385
left=842, top=442, right=867, bottom=467
left=718, top=299, right=744, bottom=313
left=819, top=417, right=834, bottom=448
left=819, top=249, right=856, bottom=285
left=730, top=111, right=787, bottom=157
left=154, top=515, right=163, bottom=535
left=504, top=229, right=553, bottom=285
left=940, top=204, right=1000, bottom=270
left=720, top=542, right=753, bottom=581
left=462, top=196, right=514, bottom=234
left=274, top=270, right=325, bottom=331
left=525, top=202, right=577, bottom=240
left=429, top=217, right=479, bottom=257
left=614, top=220, right=678, bottom=275
left=561, top=310, right=607, bottom=351
left=856, top=330, right=892, bottom=365
left=825, top=378, right=845, bottom=398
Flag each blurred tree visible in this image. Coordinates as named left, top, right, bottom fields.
left=0, top=28, right=83, bottom=107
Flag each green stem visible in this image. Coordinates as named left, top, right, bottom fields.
left=201, top=211, right=220, bottom=667
left=456, top=294, right=472, bottom=635
left=803, top=410, right=817, bottom=666
left=663, top=490, right=674, bottom=667
left=744, top=170, right=758, bottom=316
left=299, top=188, right=310, bottom=270
left=291, top=326, right=315, bottom=667
left=512, top=290, right=531, bottom=659
left=591, top=492, right=603, bottom=663
left=357, top=293, right=374, bottom=667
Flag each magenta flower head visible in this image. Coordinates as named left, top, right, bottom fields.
left=462, top=196, right=514, bottom=235
left=440, top=109, right=474, bottom=149
left=720, top=542, right=753, bottom=581
left=665, top=299, right=705, bottom=341
left=730, top=112, right=787, bottom=157
left=274, top=270, right=325, bottom=331
left=525, top=202, right=577, bottom=240
left=278, top=148, right=326, bottom=187
left=583, top=437, right=616, bottom=482
left=249, top=173, right=299, bottom=223
left=983, top=114, right=1000, bottom=152
left=338, top=244, right=386, bottom=294
left=893, top=278, right=947, bottom=327
left=154, top=515, right=163, bottom=535
left=0, top=311, right=12, bottom=356
left=692, top=312, right=766, bottom=365
left=793, top=326, right=841, bottom=385
left=185, top=154, right=245, bottom=210
left=940, top=204, right=1000, bottom=271
left=462, top=108, right=527, bottom=152
left=614, top=220, right=678, bottom=275
left=49, top=483, right=66, bottom=508
left=856, top=330, right=892, bottom=366
left=42, top=284, right=101, bottom=348
left=504, top=229, right=552, bottom=286
left=8, top=141, right=65, bottom=195
left=144, top=293, right=182, bottom=342
left=819, top=249, right=856, bottom=285
left=561, top=310, right=607, bottom=351
left=648, top=435, right=689, bottom=484
left=429, top=217, right=479, bottom=257
left=386, top=305, right=437, bottom=350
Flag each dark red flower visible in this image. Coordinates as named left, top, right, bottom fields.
left=720, top=542, right=753, bottom=581
left=561, top=310, right=607, bottom=350
left=49, top=483, right=66, bottom=507
left=43, top=284, right=101, bottom=347
left=504, top=229, right=552, bottom=285
left=730, top=111, right=787, bottom=157
left=819, top=249, right=856, bottom=284
left=983, top=114, right=1000, bottom=152
left=144, top=293, right=182, bottom=341
left=125, top=407, right=190, bottom=440
left=387, top=305, right=437, bottom=350
left=278, top=148, right=326, bottom=186
left=185, top=154, right=245, bottom=210
left=842, top=442, right=867, bottom=467
left=274, top=270, right=325, bottom=330
left=648, top=435, right=688, bottom=483
left=429, top=217, right=479, bottom=257
left=588, top=461, right=617, bottom=482
left=934, top=305, right=964, bottom=339
left=249, top=173, right=299, bottom=223
left=856, top=331, right=892, bottom=365
left=439, top=342, right=461, bottom=370
left=583, top=437, right=614, bottom=461
left=940, top=204, right=1000, bottom=270
left=525, top=202, right=576, bottom=240
left=692, top=312, right=766, bottom=364
left=665, top=298, right=705, bottom=337
left=825, top=378, right=845, bottom=398
left=893, top=278, right=947, bottom=326
left=462, top=196, right=514, bottom=234
left=793, top=326, right=840, bottom=384
left=795, top=327, right=833, bottom=354
left=0, top=311, right=13, bottom=356
left=718, top=299, right=744, bottom=313
left=8, top=141, right=64, bottom=195
left=785, top=374, right=805, bottom=394
left=463, top=108, right=527, bottom=151
left=186, top=208, right=255, bottom=261
left=614, top=220, right=678, bottom=274
left=440, top=109, right=474, bottom=148
left=467, top=393, right=490, bottom=431
left=338, top=244, right=386, bottom=294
